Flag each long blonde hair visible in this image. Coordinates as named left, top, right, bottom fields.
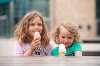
left=52, top=22, right=80, bottom=43
left=14, top=11, right=49, bottom=47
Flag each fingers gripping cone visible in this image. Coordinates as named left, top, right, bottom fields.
left=33, top=32, right=41, bottom=47
left=33, top=32, right=41, bottom=55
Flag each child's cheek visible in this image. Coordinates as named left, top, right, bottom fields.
left=64, top=40, right=72, bottom=45
left=29, top=27, right=34, bottom=32
left=59, top=38, right=65, bottom=44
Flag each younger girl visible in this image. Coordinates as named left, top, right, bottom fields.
left=14, top=11, right=52, bottom=56
left=51, top=22, right=82, bottom=56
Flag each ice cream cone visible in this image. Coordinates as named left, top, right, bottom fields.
left=34, top=32, right=41, bottom=40
left=59, top=44, right=66, bottom=56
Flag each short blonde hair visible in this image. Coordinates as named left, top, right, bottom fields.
left=52, top=22, right=80, bottom=43
left=14, top=11, right=49, bottom=47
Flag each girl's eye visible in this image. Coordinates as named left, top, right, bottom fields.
left=30, top=23, right=35, bottom=26
left=38, top=23, right=42, bottom=26
left=68, top=37, right=73, bottom=39
left=62, top=36, right=66, bottom=39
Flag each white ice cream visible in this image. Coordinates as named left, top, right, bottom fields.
left=59, top=44, right=66, bottom=53
left=33, top=32, right=41, bottom=40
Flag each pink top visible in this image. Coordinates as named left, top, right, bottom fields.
left=16, top=41, right=52, bottom=56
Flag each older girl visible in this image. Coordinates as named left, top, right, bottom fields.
left=14, top=11, right=52, bottom=56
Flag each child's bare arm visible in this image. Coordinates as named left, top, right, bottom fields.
left=23, top=48, right=34, bottom=56
left=23, top=39, right=40, bottom=56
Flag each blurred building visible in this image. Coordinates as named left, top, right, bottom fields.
left=0, top=0, right=100, bottom=40
left=50, top=0, right=97, bottom=40
left=0, top=0, right=49, bottom=37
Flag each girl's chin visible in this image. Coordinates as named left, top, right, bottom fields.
left=64, top=44, right=70, bottom=48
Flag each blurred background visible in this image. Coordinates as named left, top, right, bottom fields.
left=0, top=0, right=100, bottom=56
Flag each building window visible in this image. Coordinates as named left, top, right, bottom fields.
left=96, top=0, right=100, bottom=36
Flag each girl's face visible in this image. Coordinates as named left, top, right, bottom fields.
left=57, top=26, right=74, bottom=48
left=29, top=16, right=43, bottom=35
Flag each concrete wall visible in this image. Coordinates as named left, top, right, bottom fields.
left=50, top=0, right=96, bottom=40
left=0, top=39, right=16, bottom=56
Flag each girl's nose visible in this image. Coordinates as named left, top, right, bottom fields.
left=34, top=25, right=40, bottom=32
left=64, top=40, right=69, bottom=44
left=34, top=25, right=39, bottom=29
left=34, top=25, right=38, bottom=28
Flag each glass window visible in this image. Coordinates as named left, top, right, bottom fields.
left=96, top=0, right=100, bottom=36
